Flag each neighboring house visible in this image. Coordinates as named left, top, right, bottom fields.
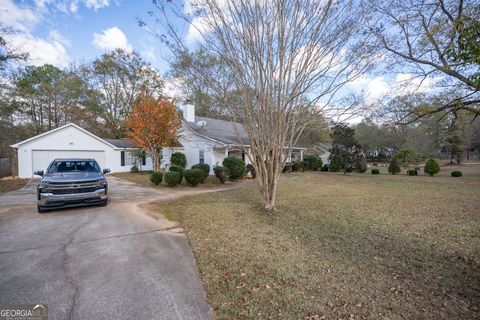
left=306, top=142, right=331, bottom=165
left=10, top=124, right=153, bottom=178
left=11, top=104, right=306, bottom=178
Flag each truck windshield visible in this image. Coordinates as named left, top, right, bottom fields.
left=48, top=160, right=101, bottom=173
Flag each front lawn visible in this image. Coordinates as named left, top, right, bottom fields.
left=0, top=178, right=28, bottom=194
left=155, top=167, right=480, bottom=319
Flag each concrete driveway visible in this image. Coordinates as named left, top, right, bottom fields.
left=0, top=177, right=213, bottom=320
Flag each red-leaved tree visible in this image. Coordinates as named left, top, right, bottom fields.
left=126, top=94, right=182, bottom=172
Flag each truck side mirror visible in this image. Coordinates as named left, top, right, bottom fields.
left=103, top=168, right=111, bottom=174
left=34, top=170, right=44, bottom=176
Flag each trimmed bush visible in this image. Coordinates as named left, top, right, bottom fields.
left=245, top=164, right=256, bottom=178
left=184, top=168, right=204, bottom=187
left=328, top=158, right=341, bottom=172
left=213, top=166, right=229, bottom=183
left=303, top=155, right=323, bottom=171
left=191, top=163, right=210, bottom=182
left=371, top=168, right=380, bottom=175
left=388, top=156, right=401, bottom=175
left=223, top=156, right=246, bottom=180
left=170, top=152, right=187, bottom=168
left=164, top=171, right=182, bottom=187
left=451, top=171, right=462, bottom=177
left=283, top=162, right=293, bottom=173
left=424, top=158, right=440, bottom=176
left=355, top=155, right=368, bottom=173
left=149, top=171, right=163, bottom=185
left=407, top=169, right=418, bottom=176
left=169, top=165, right=184, bottom=183
left=320, top=164, right=329, bottom=172
left=292, top=160, right=304, bottom=172
left=130, top=165, right=139, bottom=173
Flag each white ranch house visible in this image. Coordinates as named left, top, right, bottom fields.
left=11, top=104, right=306, bottom=178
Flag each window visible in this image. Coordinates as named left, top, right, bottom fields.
left=125, top=152, right=136, bottom=166
left=199, top=149, right=205, bottom=164
left=121, top=150, right=141, bottom=166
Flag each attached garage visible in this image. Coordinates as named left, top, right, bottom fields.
left=10, top=123, right=153, bottom=178
left=31, top=150, right=106, bottom=173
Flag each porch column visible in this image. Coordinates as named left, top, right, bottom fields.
left=300, top=149, right=304, bottom=161
left=224, top=147, right=229, bottom=158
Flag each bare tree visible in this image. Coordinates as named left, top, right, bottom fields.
left=367, top=0, right=480, bottom=122
left=149, top=0, right=373, bottom=212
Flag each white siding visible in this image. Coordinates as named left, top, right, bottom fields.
left=15, top=125, right=153, bottom=178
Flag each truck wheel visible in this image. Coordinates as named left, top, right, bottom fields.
left=37, top=205, right=47, bottom=214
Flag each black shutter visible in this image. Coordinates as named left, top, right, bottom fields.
left=120, top=151, right=125, bottom=166
left=142, top=155, right=146, bottom=166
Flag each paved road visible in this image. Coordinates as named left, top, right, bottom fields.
left=0, top=177, right=213, bottom=320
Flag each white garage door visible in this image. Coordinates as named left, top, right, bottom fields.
left=32, top=150, right=106, bottom=173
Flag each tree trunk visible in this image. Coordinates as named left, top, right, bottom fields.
left=151, top=150, right=161, bottom=172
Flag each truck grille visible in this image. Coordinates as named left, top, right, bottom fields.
left=50, top=187, right=99, bottom=194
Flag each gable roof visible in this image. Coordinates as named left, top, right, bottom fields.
left=315, top=143, right=332, bottom=153
left=185, top=116, right=250, bottom=145
left=10, top=123, right=118, bottom=149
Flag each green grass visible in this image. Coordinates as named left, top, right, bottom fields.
left=0, top=178, right=28, bottom=194
left=155, top=165, right=480, bottom=319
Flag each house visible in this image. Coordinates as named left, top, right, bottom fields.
left=11, top=104, right=306, bottom=178
left=10, top=124, right=153, bottom=178
left=306, top=143, right=331, bottom=165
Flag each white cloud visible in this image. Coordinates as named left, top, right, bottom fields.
left=0, top=0, right=41, bottom=32
left=5, top=33, right=71, bottom=67
left=0, top=0, right=71, bottom=67
left=348, top=72, right=442, bottom=104
left=35, top=0, right=111, bottom=13
left=92, top=27, right=132, bottom=52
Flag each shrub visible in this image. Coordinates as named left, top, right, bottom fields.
left=388, top=156, right=401, bottom=175
left=191, top=163, right=210, bottom=182
left=395, top=148, right=417, bottom=168
left=371, top=168, right=380, bottom=174
left=328, top=158, right=341, bottom=172
left=130, top=165, right=139, bottom=173
left=164, top=171, right=182, bottom=187
left=407, top=169, right=418, bottom=176
left=245, top=164, right=256, bottom=178
left=451, top=171, right=462, bottom=177
left=320, top=164, right=329, bottom=172
left=149, top=171, right=163, bottom=185
left=169, top=165, right=184, bottom=183
left=303, top=155, right=323, bottom=171
left=372, top=162, right=378, bottom=166
left=283, top=162, right=293, bottom=173
left=222, top=156, right=245, bottom=180
left=184, top=168, right=204, bottom=186
left=355, top=155, right=368, bottom=173
left=213, top=166, right=229, bottom=183
left=424, top=158, right=440, bottom=176
left=170, top=152, right=187, bottom=168
left=292, top=160, right=304, bottom=172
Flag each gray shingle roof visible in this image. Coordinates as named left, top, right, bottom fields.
left=186, top=116, right=250, bottom=145
left=103, top=138, right=138, bottom=148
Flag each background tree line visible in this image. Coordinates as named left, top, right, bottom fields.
left=0, top=48, right=164, bottom=158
